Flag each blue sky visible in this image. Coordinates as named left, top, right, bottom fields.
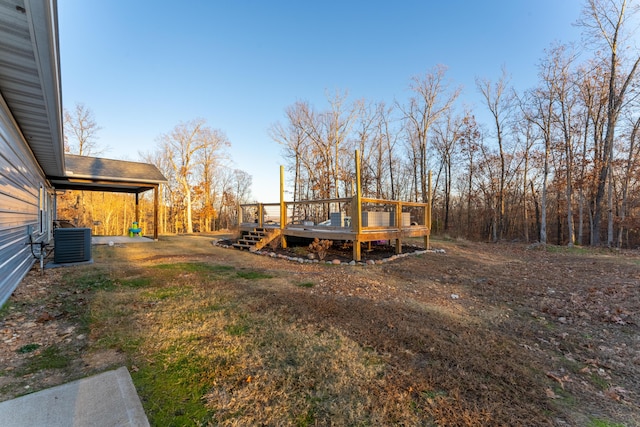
left=57, top=1, right=585, bottom=202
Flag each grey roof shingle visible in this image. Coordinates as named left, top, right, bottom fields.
left=49, top=154, right=167, bottom=194
left=64, top=154, right=167, bottom=183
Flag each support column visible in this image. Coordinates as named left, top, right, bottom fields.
left=280, top=165, right=287, bottom=248
left=425, top=170, right=432, bottom=250
left=395, top=201, right=402, bottom=254
left=135, top=193, right=140, bottom=224
left=353, top=150, right=362, bottom=261
left=153, top=185, right=159, bottom=241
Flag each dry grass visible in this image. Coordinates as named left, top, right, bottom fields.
left=85, top=241, right=400, bottom=426
left=3, top=234, right=639, bottom=426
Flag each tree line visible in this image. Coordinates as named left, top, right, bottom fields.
left=271, top=0, right=640, bottom=248
left=60, top=107, right=251, bottom=235
left=59, top=0, right=639, bottom=247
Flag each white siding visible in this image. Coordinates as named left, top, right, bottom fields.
left=0, top=94, right=51, bottom=306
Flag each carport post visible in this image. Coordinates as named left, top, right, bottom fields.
left=153, top=185, right=159, bottom=240
left=135, top=193, right=140, bottom=224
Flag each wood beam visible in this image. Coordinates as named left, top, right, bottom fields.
left=153, top=185, right=159, bottom=240
left=353, top=150, right=362, bottom=261
left=135, top=193, right=140, bottom=223
left=280, top=165, right=287, bottom=248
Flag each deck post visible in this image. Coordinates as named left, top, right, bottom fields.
left=425, top=170, right=432, bottom=250
left=353, top=150, right=362, bottom=261
left=395, top=201, right=402, bottom=254
left=280, top=165, right=287, bottom=248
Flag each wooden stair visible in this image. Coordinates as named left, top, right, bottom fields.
left=233, top=228, right=281, bottom=252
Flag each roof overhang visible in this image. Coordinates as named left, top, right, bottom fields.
left=0, top=0, right=65, bottom=177
left=49, top=154, right=168, bottom=194
left=1, top=3, right=167, bottom=194
left=50, top=177, right=160, bottom=194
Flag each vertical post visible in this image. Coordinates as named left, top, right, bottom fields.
left=280, top=165, right=287, bottom=248
left=395, top=201, right=402, bottom=254
left=258, top=204, right=263, bottom=228
left=135, top=193, right=140, bottom=224
left=353, top=150, right=362, bottom=261
left=160, top=185, right=165, bottom=234
left=153, top=185, right=159, bottom=241
left=426, top=170, right=432, bottom=250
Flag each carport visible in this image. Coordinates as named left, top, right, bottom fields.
left=49, top=154, right=167, bottom=240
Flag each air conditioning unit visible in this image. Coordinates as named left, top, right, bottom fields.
left=54, top=228, right=92, bottom=263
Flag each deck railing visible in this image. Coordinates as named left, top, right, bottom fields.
left=237, top=153, right=431, bottom=259
left=239, top=196, right=430, bottom=232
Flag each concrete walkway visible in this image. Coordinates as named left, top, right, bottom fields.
left=0, top=367, right=149, bottom=427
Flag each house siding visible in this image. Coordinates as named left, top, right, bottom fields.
left=0, top=95, right=52, bottom=307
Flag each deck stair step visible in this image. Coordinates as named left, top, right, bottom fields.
left=233, top=228, right=281, bottom=252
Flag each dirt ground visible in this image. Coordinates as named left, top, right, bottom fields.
left=1, top=237, right=639, bottom=426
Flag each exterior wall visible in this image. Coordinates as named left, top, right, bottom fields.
left=0, top=96, right=53, bottom=307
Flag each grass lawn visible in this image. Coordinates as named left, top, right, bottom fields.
left=2, top=234, right=638, bottom=426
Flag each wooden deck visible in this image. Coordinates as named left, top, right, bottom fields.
left=237, top=155, right=431, bottom=261
left=239, top=221, right=430, bottom=261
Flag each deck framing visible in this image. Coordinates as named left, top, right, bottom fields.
left=239, top=222, right=430, bottom=261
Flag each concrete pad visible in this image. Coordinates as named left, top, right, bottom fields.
left=92, top=236, right=154, bottom=245
left=0, top=366, right=149, bottom=427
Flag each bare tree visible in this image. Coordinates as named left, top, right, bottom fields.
left=194, top=135, right=231, bottom=232
left=270, top=101, right=310, bottom=202
left=272, top=94, right=357, bottom=201
left=476, top=68, right=515, bottom=241
left=159, top=119, right=229, bottom=234
left=63, top=103, right=104, bottom=156
left=327, top=90, right=357, bottom=198
left=365, top=102, right=401, bottom=199
left=458, top=114, right=482, bottom=237
left=140, top=149, right=175, bottom=234
left=296, top=102, right=334, bottom=199
left=214, top=168, right=252, bottom=230
left=232, top=169, right=253, bottom=205
left=433, top=113, right=463, bottom=231
left=575, top=58, right=609, bottom=245
left=546, top=44, right=582, bottom=246
left=61, top=102, right=105, bottom=228
left=578, top=0, right=640, bottom=245
left=523, top=77, right=554, bottom=245
left=512, top=110, right=539, bottom=242
left=378, top=103, right=401, bottom=200
left=401, top=65, right=461, bottom=203
left=617, top=114, right=640, bottom=247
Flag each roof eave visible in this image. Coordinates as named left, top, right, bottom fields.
left=27, top=0, right=65, bottom=177
left=64, top=173, right=168, bottom=185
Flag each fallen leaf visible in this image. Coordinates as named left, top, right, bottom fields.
left=36, top=312, right=54, bottom=323
left=545, top=388, right=560, bottom=399
left=546, top=372, right=567, bottom=390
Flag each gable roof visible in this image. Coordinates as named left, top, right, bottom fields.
left=49, top=154, right=167, bottom=194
